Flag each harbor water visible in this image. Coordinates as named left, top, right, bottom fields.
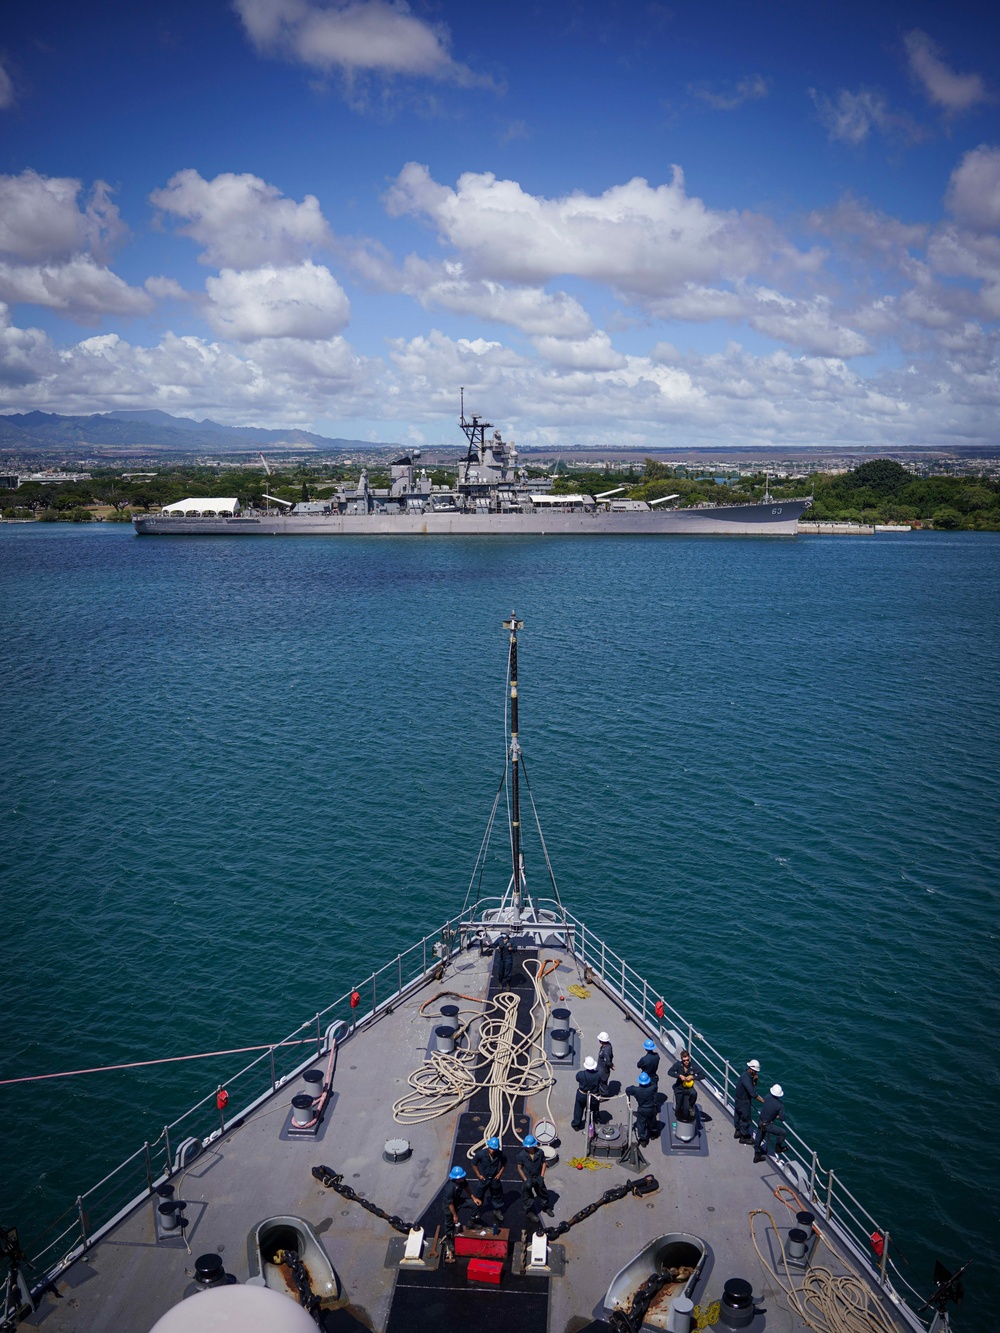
left=1, top=524, right=998, bottom=1325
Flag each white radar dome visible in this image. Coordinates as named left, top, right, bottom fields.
left=148, top=1284, right=318, bottom=1333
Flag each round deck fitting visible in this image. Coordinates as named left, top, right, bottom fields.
left=383, top=1138, right=412, bottom=1163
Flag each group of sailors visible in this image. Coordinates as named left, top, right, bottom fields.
left=574, top=1035, right=788, bottom=1161
left=443, top=1134, right=553, bottom=1231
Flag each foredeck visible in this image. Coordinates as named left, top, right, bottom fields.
left=23, top=929, right=923, bottom=1333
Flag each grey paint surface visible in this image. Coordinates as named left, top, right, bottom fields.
left=133, top=499, right=810, bottom=538
left=29, top=944, right=916, bottom=1333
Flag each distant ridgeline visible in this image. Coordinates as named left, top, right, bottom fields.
left=2, top=455, right=999, bottom=529
left=0, top=409, right=387, bottom=454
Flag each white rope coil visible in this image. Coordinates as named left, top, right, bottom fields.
left=392, top=958, right=557, bottom=1154
left=750, top=1208, right=903, bottom=1333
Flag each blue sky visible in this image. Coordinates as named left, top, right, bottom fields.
left=1, top=0, right=998, bottom=450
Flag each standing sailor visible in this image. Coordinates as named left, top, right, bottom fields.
left=734, top=1059, right=764, bottom=1144
left=572, top=1057, right=601, bottom=1131
left=470, top=1137, right=507, bottom=1224
left=753, top=1084, right=788, bottom=1162
left=517, top=1135, right=554, bottom=1216
left=637, top=1039, right=660, bottom=1089
left=625, top=1072, right=658, bottom=1147
left=596, top=1032, right=614, bottom=1097
left=496, top=933, right=516, bottom=989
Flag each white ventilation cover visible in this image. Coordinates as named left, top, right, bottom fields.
left=149, top=1284, right=317, bottom=1332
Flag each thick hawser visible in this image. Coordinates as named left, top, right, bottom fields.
left=2, top=621, right=960, bottom=1333
left=132, top=402, right=811, bottom=537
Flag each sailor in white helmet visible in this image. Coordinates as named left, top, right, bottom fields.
left=572, top=1056, right=601, bottom=1130
left=596, top=1031, right=614, bottom=1096
left=754, top=1084, right=788, bottom=1162
left=734, top=1059, right=764, bottom=1144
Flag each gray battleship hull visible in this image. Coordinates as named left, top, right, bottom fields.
left=134, top=497, right=809, bottom=536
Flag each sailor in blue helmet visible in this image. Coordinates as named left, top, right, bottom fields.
left=571, top=1056, right=601, bottom=1131
left=443, top=1165, right=471, bottom=1228
left=470, top=1136, right=507, bottom=1224
left=753, top=1084, right=787, bottom=1162
left=517, top=1134, right=554, bottom=1217
left=637, top=1038, right=660, bottom=1089
left=625, top=1071, right=659, bottom=1147
left=734, top=1059, right=764, bottom=1144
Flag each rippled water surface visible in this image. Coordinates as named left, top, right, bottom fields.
left=2, top=525, right=998, bottom=1323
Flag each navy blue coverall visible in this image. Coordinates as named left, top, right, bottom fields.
left=596, top=1041, right=614, bottom=1096
left=667, top=1056, right=704, bottom=1120
left=626, top=1082, right=659, bottom=1145
left=572, top=1068, right=601, bottom=1130
left=637, top=1050, right=660, bottom=1089
left=734, top=1069, right=759, bottom=1139
left=754, top=1093, right=787, bottom=1156
left=496, top=937, right=516, bottom=988
left=517, top=1146, right=551, bottom=1213
left=442, top=1176, right=471, bottom=1227
left=470, top=1145, right=506, bottom=1218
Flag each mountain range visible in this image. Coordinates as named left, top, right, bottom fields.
left=0, top=410, right=390, bottom=455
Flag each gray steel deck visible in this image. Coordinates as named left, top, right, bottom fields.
left=25, top=942, right=915, bottom=1333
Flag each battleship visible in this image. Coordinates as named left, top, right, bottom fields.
left=2, top=621, right=963, bottom=1333
left=132, top=399, right=811, bottom=537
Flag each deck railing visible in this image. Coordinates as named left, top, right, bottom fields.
left=20, top=900, right=929, bottom=1330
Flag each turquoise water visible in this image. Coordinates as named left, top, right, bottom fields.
left=2, top=525, right=998, bottom=1323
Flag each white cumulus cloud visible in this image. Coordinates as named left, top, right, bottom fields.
left=385, top=163, right=791, bottom=300
left=0, top=172, right=126, bottom=264
left=946, top=145, right=1000, bottom=232
left=0, top=256, right=153, bottom=320
left=904, top=30, right=989, bottom=114
left=204, top=261, right=351, bottom=340
left=233, top=0, right=493, bottom=88
left=349, top=245, right=594, bottom=337
left=150, top=169, right=332, bottom=268
left=532, top=332, right=626, bottom=371
left=0, top=174, right=151, bottom=321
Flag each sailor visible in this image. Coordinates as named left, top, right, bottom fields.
left=637, top=1038, right=660, bottom=1089
left=625, top=1072, right=658, bottom=1146
left=517, top=1135, right=553, bottom=1216
left=443, top=1165, right=471, bottom=1228
left=496, top=934, right=516, bottom=988
left=734, top=1059, right=764, bottom=1144
left=596, top=1031, right=614, bottom=1096
left=667, top=1050, right=704, bottom=1120
left=753, top=1084, right=788, bottom=1162
left=572, top=1057, right=601, bottom=1130
left=470, top=1137, right=507, bottom=1223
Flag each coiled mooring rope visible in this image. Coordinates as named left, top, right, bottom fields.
left=391, top=957, right=558, bottom=1154
left=749, top=1208, right=903, bottom=1333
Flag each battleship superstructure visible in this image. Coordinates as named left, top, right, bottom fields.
left=2, top=621, right=961, bottom=1333
left=132, top=399, right=811, bottom=537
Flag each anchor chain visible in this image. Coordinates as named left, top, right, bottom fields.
left=274, top=1249, right=322, bottom=1324
left=312, top=1166, right=415, bottom=1235
left=541, top=1175, right=658, bottom=1241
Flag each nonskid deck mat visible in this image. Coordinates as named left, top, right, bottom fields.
left=385, top=949, right=552, bottom=1333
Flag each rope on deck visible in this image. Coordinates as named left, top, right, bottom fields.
left=749, top=1207, right=903, bottom=1333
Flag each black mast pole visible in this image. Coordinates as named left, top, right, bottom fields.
left=503, top=613, right=524, bottom=912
